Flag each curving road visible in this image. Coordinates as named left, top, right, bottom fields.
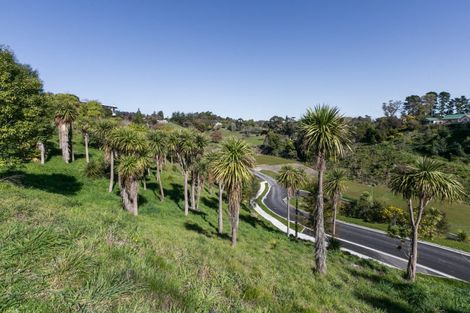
left=254, top=171, right=470, bottom=282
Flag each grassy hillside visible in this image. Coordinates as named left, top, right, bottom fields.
left=1, top=147, right=469, bottom=312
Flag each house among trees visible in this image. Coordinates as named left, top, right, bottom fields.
left=102, top=104, right=117, bottom=116
left=425, top=114, right=470, bottom=125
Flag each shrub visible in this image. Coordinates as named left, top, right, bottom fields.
left=341, top=193, right=386, bottom=223
left=402, top=284, right=439, bottom=313
left=327, top=237, right=341, bottom=251
left=84, top=159, right=107, bottom=178
left=456, top=230, right=468, bottom=242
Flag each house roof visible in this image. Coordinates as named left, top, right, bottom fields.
left=441, top=114, right=466, bottom=120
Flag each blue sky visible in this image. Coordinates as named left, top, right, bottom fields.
left=1, top=0, right=470, bottom=119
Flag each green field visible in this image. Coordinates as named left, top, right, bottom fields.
left=1, top=143, right=469, bottom=312
left=343, top=180, right=470, bottom=233
left=218, top=129, right=264, bottom=147
left=255, top=154, right=299, bottom=165
left=259, top=169, right=279, bottom=178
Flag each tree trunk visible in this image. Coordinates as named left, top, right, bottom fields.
left=156, top=160, right=165, bottom=201
left=122, top=178, right=138, bottom=216
left=295, top=193, right=299, bottom=239
left=196, top=174, right=203, bottom=210
left=108, top=151, right=114, bottom=192
left=142, top=177, right=147, bottom=190
left=184, top=170, right=189, bottom=216
left=332, top=192, right=339, bottom=238
left=38, top=142, right=45, bottom=165
left=286, top=193, right=290, bottom=237
left=84, top=132, right=90, bottom=163
left=229, top=186, right=241, bottom=247
left=314, top=155, right=327, bottom=274
left=130, top=179, right=138, bottom=216
left=218, top=184, right=224, bottom=234
left=60, top=123, right=69, bottom=163
left=405, top=198, right=425, bottom=282
left=406, top=225, right=419, bottom=281
left=191, top=172, right=196, bottom=211
left=69, top=123, right=74, bottom=162
left=121, top=179, right=131, bottom=212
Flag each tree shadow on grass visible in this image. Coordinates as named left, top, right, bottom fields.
left=146, top=182, right=159, bottom=198
left=184, top=221, right=231, bottom=240
left=239, top=206, right=277, bottom=234
left=356, top=294, right=411, bottom=313
left=164, top=183, right=184, bottom=210
left=201, top=196, right=219, bottom=212
left=347, top=267, right=414, bottom=313
left=3, top=171, right=82, bottom=195
left=185, top=222, right=214, bottom=238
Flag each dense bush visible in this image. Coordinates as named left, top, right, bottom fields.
left=327, top=237, right=342, bottom=251
left=456, top=230, right=468, bottom=242
left=84, top=159, right=107, bottom=178
left=341, top=192, right=387, bottom=223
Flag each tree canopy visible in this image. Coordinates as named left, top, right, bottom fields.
left=0, top=47, right=52, bottom=168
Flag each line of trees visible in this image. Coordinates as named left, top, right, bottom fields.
left=1, top=46, right=465, bottom=283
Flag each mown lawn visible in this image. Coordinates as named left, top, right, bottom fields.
left=0, top=144, right=469, bottom=312
left=255, top=154, right=299, bottom=165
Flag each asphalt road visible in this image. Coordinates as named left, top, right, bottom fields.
left=254, top=171, right=470, bottom=282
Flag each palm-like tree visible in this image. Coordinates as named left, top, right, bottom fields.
left=93, top=119, right=118, bottom=192
left=190, top=133, right=209, bottom=211
left=212, top=138, right=255, bottom=246
left=300, top=105, right=350, bottom=274
left=276, top=166, right=306, bottom=237
left=166, top=132, right=179, bottom=164
left=206, top=152, right=225, bottom=234
left=324, top=168, right=348, bottom=238
left=148, top=130, right=168, bottom=201
left=109, top=127, right=150, bottom=214
left=173, top=130, right=196, bottom=215
left=53, top=94, right=79, bottom=163
left=117, top=155, right=147, bottom=215
left=77, top=100, right=105, bottom=163
left=390, top=157, right=464, bottom=281
left=77, top=118, right=92, bottom=163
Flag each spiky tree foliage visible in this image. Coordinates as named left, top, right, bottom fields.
left=324, top=168, right=348, bottom=238
left=148, top=130, right=168, bottom=201
left=117, top=155, right=148, bottom=215
left=52, top=94, right=79, bottom=163
left=92, top=119, right=118, bottom=192
left=276, top=166, right=306, bottom=237
left=300, top=105, right=350, bottom=274
left=212, top=138, right=255, bottom=246
left=108, top=127, right=149, bottom=157
left=390, top=157, right=464, bottom=281
left=166, top=131, right=179, bottom=164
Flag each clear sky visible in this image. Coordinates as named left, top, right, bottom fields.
left=1, top=0, right=469, bottom=119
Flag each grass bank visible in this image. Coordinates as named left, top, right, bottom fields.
left=0, top=145, right=469, bottom=312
